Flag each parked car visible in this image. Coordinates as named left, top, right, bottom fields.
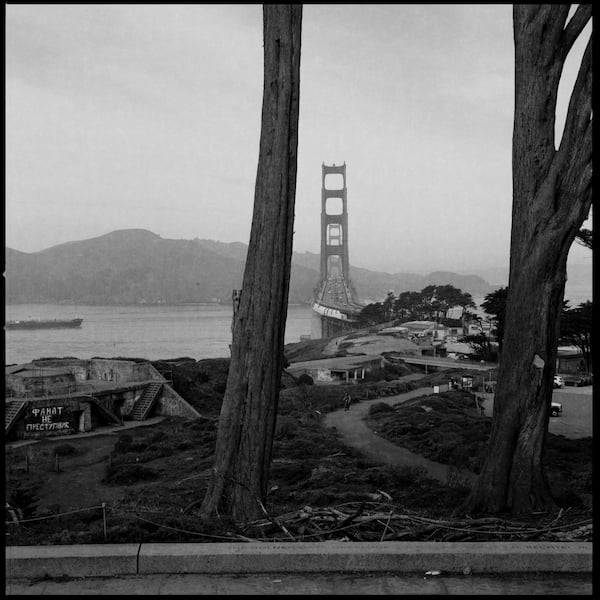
left=553, top=375, right=564, bottom=388
left=550, top=401, right=563, bottom=417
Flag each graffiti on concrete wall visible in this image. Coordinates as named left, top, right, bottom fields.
left=24, top=405, right=72, bottom=435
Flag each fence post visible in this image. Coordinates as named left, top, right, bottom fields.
left=55, top=453, right=60, bottom=473
left=25, top=454, right=29, bottom=473
left=102, top=503, right=107, bottom=541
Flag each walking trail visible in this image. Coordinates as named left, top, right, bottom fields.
left=324, top=384, right=476, bottom=485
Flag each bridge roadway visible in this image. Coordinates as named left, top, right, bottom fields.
left=398, top=355, right=495, bottom=372
left=318, top=277, right=355, bottom=308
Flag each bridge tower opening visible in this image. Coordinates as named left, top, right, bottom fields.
left=311, top=163, right=362, bottom=339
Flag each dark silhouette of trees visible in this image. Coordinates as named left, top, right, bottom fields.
left=358, top=301, right=387, bottom=326
left=200, top=4, right=302, bottom=521
left=394, top=291, right=424, bottom=320
left=359, top=284, right=474, bottom=324
left=382, top=291, right=397, bottom=322
left=559, top=300, right=593, bottom=372
left=461, top=332, right=497, bottom=362
left=464, top=5, right=592, bottom=515
left=479, top=288, right=591, bottom=368
left=437, top=285, right=476, bottom=319
left=575, top=227, right=592, bottom=250
left=480, top=286, right=508, bottom=353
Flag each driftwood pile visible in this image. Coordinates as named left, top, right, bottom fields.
left=242, top=500, right=592, bottom=543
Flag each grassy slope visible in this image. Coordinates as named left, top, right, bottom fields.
left=5, top=347, right=591, bottom=544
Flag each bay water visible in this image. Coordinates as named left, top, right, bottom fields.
left=5, top=284, right=591, bottom=366
left=4, top=303, right=314, bottom=365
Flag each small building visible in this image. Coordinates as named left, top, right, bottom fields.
left=400, top=321, right=437, bottom=337
left=431, top=324, right=449, bottom=342
left=378, top=326, right=409, bottom=336
left=556, top=346, right=587, bottom=374
left=445, top=325, right=463, bottom=340
left=5, top=365, right=77, bottom=398
left=399, top=320, right=459, bottom=342
left=444, top=341, right=475, bottom=358
left=287, top=354, right=385, bottom=384
left=5, top=358, right=201, bottom=441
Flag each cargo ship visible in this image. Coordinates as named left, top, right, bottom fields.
left=5, top=318, right=83, bottom=330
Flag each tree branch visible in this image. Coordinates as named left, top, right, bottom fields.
left=557, top=36, right=592, bottom=162
left=553, top=117, right=592, bottom=234
left=562, top=4, right=592, bottom=56
left=565, top=34, right=592, bottom=133
left=570, top=121, right=592, bottom=200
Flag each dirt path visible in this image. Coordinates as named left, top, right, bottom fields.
left=324, top=386, right=476, bottom=485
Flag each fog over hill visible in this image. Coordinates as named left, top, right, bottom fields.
left=459, top=263, right=593, bottom=306
left=3, top=228, right=535, bottom=306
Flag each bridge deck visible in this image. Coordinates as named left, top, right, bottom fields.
left=317, top=278, right=362, bottom=311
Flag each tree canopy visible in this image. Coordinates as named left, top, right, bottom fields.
left=480, top=286, right=592, bottom=368
left=480, top=286, right=508, bottom=352
left=359, top=284, right=475, bottom=326
left=559, top=300, right=593, bottom=372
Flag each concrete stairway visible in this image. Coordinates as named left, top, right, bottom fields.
left=130, top=382, right=162, bottom=421
left=5, top=400, right=27, bottom=435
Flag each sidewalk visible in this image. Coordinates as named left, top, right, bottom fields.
left=5, top=541, right=593, bottom=595
left=5, top=571, right=593, bottom=595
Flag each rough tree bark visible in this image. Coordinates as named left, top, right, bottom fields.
left=465, top=5, right=592, bottom=514
left=200, top=4, right=302, bottom=522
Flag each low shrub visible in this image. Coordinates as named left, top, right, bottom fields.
left=103, top=464, right=159, bottom=485
left=366, top=391, right=495, bottom=468
left=296, top=488, right=371, bottom=507
left=297, top=373, right=314, bottom=386
left=275, top=417, right=299, bottom=440
left=151, top=358, right=230, bottom=416
left=8, top=483, right=39, bottom=518
left=113, top=433, right=147, bottom=455
left=149, top=430, right=167, bottom=443
left=114, top=433, right=133, bottom=454
left=269, top=459, right=313, bottom=485
left=53, top=443, right=77, bottom=457
left=368, top=402, right=395, bottom=415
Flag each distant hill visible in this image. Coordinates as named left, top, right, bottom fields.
left=463, top=263, right=592, bottom=305
left=5, top=229, right=498, bottom=305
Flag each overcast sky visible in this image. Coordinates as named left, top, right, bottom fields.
left=5, top=4, right=592, bottom=275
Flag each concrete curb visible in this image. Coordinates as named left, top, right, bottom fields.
left=6, top=544, right=140, bottom=578
left=5, top=542, right=592, bottom=579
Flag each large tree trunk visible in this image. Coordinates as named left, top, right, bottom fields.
left=200, top=4, right=302, bottom=522
left=465, top=5, right=591, bottom=515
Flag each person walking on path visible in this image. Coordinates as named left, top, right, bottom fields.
left=343, top=392, right=351, bottom=411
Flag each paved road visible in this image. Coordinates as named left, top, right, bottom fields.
left=400, top=355, right=494, bottom=371
left=478, top=386, right=592, bottom=439
left=549, top=386, right=593, bottom=438
left=5, top=571, right=592, bottom=595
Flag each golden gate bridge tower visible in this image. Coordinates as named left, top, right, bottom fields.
left=311, top=163, right=363, bottom=339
